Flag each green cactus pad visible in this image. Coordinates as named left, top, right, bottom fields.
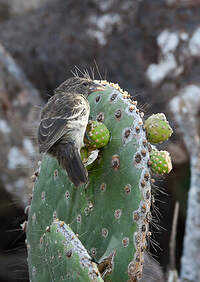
left=85, top=120, right=110, bottom=149
left=150, top=149, right=172, bottom=175
left=30, top=218, right=103, bottom=282
left=145, top=113, right=173, bottom=144
left=27, top=81, right=153, bottom=281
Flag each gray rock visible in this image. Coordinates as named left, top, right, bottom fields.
left=0, top=44, right=42, bottom=207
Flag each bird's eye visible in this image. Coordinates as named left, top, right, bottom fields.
left=83, top=82, right=88, bottom=87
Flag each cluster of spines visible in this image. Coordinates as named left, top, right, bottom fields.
left=131, top=149, right=152, bottom=280
left=94, top=79, right=145, bottom=118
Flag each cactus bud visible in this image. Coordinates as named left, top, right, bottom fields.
left=145, top=113, right=173, bottom=144
left=150, top=148, right=172, bottom=174
left=85, top=121, right=110, bottom=149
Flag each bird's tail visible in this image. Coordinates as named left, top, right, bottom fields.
left=51, top=142, right=88, bottom=187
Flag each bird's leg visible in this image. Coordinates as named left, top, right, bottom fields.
left=84, top=130, right=90, bottom=142
left=84, top=117, right=94, bottom=141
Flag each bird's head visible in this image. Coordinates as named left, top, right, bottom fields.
left=54, top=77, right=105, bottom=97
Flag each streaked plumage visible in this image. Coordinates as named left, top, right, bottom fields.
left=38, top=77, right=104, bottom=187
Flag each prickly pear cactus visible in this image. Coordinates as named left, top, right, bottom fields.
left=27, top=81, right=172, bottom=281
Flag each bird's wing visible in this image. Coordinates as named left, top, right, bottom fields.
left=38, top=94, right=88, bottom=153
left=38, top=118, right=67, bottom=153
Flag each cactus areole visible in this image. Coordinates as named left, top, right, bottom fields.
left=27, top=80, right=172, bottom=281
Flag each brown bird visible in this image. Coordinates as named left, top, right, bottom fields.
left=38, top=77, right=104, bottom=187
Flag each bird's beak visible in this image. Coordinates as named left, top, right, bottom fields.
left=89, top=83, right=105, bottom=93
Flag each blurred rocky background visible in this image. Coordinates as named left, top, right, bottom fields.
left=0, top=0, right=200, bottom=281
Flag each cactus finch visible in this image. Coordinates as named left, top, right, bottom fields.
left=38, top=77, right=104, bottom=187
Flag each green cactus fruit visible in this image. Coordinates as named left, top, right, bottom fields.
left=85, top=120, right=110, bottom=149
left=27, top=80, right=155, bottom=282
left=150, top=148, right=172, bottom=175
left=145, top=113, right=173, bottom=144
